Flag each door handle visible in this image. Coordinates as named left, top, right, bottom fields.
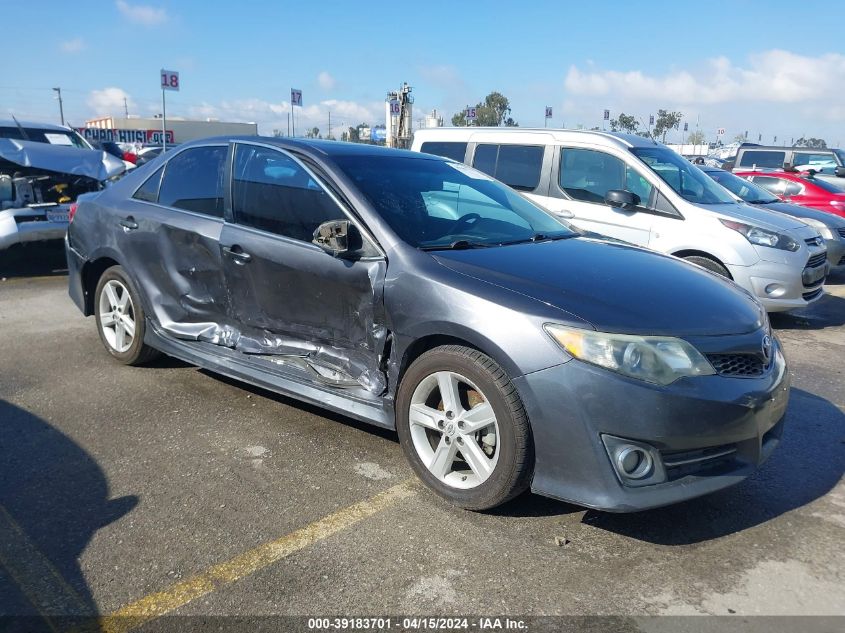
left=223, top=245, right=252, bottom=264
left=555, top=209, right=574, bottom=219
left=119, top=217, right=138, bottom=231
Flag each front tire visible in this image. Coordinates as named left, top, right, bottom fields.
left=684, top=255, right=731, bottom=279
left=396, top=345, right=533, bottom=510
left=94, top=265, right=159, bottom=365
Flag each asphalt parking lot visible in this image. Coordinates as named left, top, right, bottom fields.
left=1, top=241, right=843, bottom=631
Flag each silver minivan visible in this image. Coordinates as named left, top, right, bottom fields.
left=412, top=128, right=828, bottom=312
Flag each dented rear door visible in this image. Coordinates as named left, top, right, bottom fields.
left=218, top=143, right=388, bottom=393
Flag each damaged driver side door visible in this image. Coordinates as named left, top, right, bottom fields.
left=219, top=142, right=388, bottom=394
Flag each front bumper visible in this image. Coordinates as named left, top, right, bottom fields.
left=0, top=206, right=70, bottom=251
left=727, top=256, right=827, bottom=312
left=516, top=339, right=789, bottom=512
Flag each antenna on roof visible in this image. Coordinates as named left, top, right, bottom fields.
left=10, top=114, right=30, bottom=140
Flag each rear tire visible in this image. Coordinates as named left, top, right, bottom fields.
left=396, top=345, right=533, bottom=511
left=684, top=255, right=731, bottom=279
left=94, top=265, right=160, bottom=365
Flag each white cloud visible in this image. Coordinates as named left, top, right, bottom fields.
left=87, top=87, right=133, bottom=115
left=60, top=38, right=85, bottom=53
left=115, top=0, right=168, bottom=26
left=564, top=50, right=845, bottom=105
left=317, top=71, right=336, bottom=90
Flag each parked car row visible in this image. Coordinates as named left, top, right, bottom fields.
left=67, top=135, right=793, bottom=512
left=413, top=128, right=832, bottom=312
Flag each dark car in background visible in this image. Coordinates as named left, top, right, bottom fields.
left=703, top=166, right=845, bottom=268
left=66, top=138, right=789, bottom=512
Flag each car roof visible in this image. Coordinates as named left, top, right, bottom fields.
left=413, top=127, right=661, bottom=150
left=738, top=144, right=839, bottom=152
left=182, top=135, right=436, bottom=161
left=0, top=119, right=74, bottom=131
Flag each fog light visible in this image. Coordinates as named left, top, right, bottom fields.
left=764, top=283, right=786, bottom=297
left=615, top=446, right=653, bottom=479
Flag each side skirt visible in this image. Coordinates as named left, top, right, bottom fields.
left=143, top=320, right=394, bottom=430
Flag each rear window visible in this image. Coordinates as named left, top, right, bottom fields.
left=738, top=150, right=786, bottom=169
left=471, top=144, right=543, bottom=191
left=419, top=141, right=467, bottom=163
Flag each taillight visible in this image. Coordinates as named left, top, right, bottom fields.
left=68, top=203, right=78, bottom=223
left=123, top=152, right=138, bottom=164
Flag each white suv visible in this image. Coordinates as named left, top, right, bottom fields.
left=412, top=128, right=828, bottom=312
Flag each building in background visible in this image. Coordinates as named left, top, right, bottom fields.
left=83, top=116, right=258, bottom=145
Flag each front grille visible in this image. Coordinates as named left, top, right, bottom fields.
left=805, top=237, right=822, bottom=247
left=806, top=252, right=827, bottom=268
left=803, top=287, right=824, bottom=302
left=838, top=227, right=845, bottom=239
left=707, top=353, right=766, bottom=377
left=661, top=444, right=738, bottom=481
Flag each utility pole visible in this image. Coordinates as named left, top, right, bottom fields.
left=52, top=87, right=64, bottom=125
left=123, top=97, right=129, bottom=118
left=328, top=111, right=331, bottom=139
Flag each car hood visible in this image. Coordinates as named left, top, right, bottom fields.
left=705, top=202, right=808, bottom=231
left=433, top=238, right=765, bottom=336
left=0, top=138, right=125, bottom=181
left=753, top=200, right=845, bottom=227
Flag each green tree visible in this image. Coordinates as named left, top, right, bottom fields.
left=610, top=112, right=639, bottom=134
left=795, top=137, right=827, bottom=148
left=451, top=91, right=518, bottom=127
left=272, top=129, right=284, bottom=137
left=652, top=109, right=683, bottom=143
left=687, top=130, right=706, bottom=145
left=347, top=126, right=359, bottom=142
left=305, top=127, right=320, bottom=139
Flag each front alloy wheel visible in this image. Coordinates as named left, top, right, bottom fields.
left=397, top=345, right=533, bottom=510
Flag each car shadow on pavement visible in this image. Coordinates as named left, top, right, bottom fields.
left=580, top=388, right=845, bottom=544
left=770, top=293, right=845, bottom=330
left=0, top=400, right=137, bottom=630
left=0, top=241, right=68, bottom=279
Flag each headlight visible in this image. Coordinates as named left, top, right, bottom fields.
left=799, top=218, right=834, bottom=240
left=719, top=219, right=800, bottom=251
left=545, top=325, right=715, bottom=386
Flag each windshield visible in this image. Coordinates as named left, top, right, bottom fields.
left=834, top=149, right=845, bottom=166
left=805, top=177, right=845, bottom=194
left=632, top=147, right=736, bottom=204
left=335, top=155, right=576, bottom=248
left=706, top=170, right=779, bottom=203
left=0, top=126, right=90, bottom=149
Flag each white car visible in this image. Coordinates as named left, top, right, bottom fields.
left=412, top=128, right=828, bottom=312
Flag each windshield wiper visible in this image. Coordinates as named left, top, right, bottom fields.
left=419, top=240, right=491, bottom=251
left=499, top=233, right=576, bottom=246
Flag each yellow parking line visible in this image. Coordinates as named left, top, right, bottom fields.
left=0, top=504, right=94, bottom=631
left=98, top=479, right=417, bottom=633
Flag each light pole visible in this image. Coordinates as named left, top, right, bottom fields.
left=53, top=87, right=64, bottom=125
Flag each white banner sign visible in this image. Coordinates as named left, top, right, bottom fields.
left=160, top=69, right=180, bottom=91
left=291, top=89, right=302, bottom=107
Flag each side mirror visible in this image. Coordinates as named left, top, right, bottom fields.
left=313, top=220, right=351, bottom=256
left=605, top=189, right=640, bottom=210
left=835, top=166, right=845, bottom=178
left=783, top=162, right=794, bottom=172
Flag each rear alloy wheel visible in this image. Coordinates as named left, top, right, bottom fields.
left=95, top=266, right=159, bottom=365
left=396, top=345, right=533, bottom=510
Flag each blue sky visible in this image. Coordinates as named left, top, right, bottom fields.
left=4, top=0, right=845, bottom=145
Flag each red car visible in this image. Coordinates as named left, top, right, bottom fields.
left=734, top=170, right=845, bottom=218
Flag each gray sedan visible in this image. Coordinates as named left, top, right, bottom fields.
left=66, top=138, right=789, bottom=511
left=703, top=166, right=845, bottom=268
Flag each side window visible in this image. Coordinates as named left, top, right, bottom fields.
left=750, top=176, right=782, bottom=195
left=158, top=146, right=226, bottom=217
left=738, top=150, right=786, bottom=169
left=559, top=148, right=652, bottom=206
left=782, top=181, right=802, bottom=196
left=419, top=142, right=468, bottom=163
left=232, top=144, right=343, bottom=242
left=132, top=166, right=164, bottom=203
left=472, top=144, right=498, bottom=177
left=470, top=144, right=543, bottom=191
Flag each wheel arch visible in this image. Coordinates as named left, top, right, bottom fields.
left=671, top=249, right=733, bottom=280
left=80, top=255, right=121, bottom=315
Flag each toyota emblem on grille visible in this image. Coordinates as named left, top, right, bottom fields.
left=761, top=335, right=773, bottom=363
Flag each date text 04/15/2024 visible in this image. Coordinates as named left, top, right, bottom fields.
left=307, top=617, right=528, bottom=630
